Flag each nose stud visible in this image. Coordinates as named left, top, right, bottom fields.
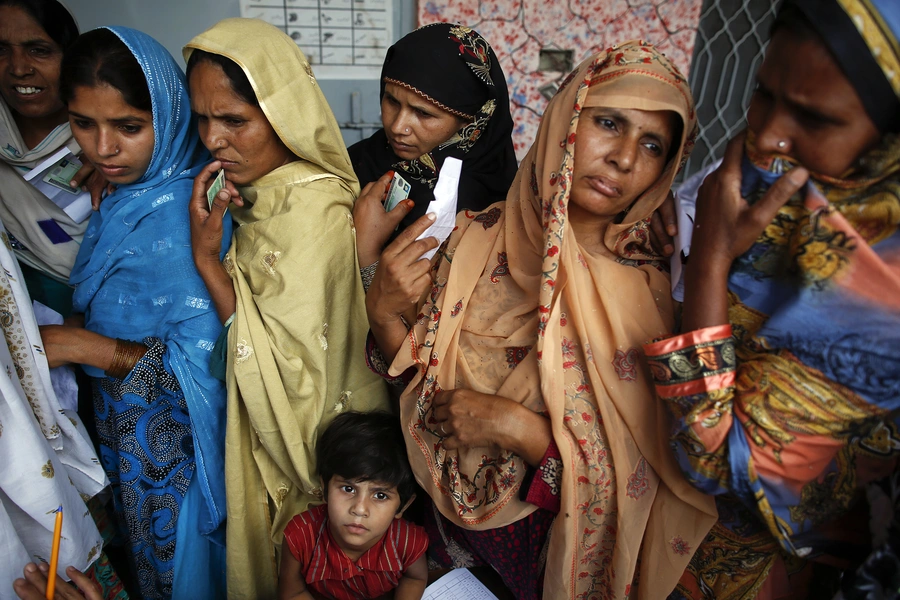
left=115, top=148, right=121, bottom=155
left=777, top=141, right=786, bottom=150
left=405, top=127, right=410, bottom=134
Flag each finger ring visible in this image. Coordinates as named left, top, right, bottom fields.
left=439, top=423, right=447, bottom=436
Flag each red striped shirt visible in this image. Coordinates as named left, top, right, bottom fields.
left=283, top=504, right=428, bottom=599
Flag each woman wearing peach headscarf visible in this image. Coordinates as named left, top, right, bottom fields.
left=366, top=41, right=716, bottom=599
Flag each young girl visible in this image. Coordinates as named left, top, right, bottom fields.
left=40, top=27, right=228, bottom=599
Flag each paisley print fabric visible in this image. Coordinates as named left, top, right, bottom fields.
left=646, top=3, right=900, bottom=596
left=392, top=41, right=715, bottom=599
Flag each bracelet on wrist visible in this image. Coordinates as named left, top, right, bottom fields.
left=105, top=339, right=147, bottom=379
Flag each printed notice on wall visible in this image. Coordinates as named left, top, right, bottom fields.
left=240, top=0, right=392, bottom=79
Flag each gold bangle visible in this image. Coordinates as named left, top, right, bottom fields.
left=105, top=339, right=147, bottom=380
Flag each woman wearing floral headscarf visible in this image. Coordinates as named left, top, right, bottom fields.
left=366, top=41, right=716, bottom=599
left=349, top=23, right=518, bottom=282
left=645, top=0, right=900, bottom=597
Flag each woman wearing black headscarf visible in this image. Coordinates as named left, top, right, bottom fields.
left=349, top=23, right=517, bottom=277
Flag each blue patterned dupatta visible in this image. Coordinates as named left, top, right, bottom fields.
left=68, top=27, right=229, bottom=599
left=645, top=2, right=900, bottom=596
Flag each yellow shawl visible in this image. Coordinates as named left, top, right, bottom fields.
left=394, top=41, right=717, bottom=598
left=185, top=19, right=388, bottom=599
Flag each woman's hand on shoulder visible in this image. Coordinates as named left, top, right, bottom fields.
left=14, top=562, right=102, bottom=600
left=189, top=161, right=242, bottom=269
left=365, top=212, right=438, bottom=326
left=354, top=171, right=415, bottom=268
left=691, top=131, right=808, bottom=271
left=433, top=389, right=552, bottom=466
left=648, top=191, right=677, bottom=256
left=70, top=159, right=114, bottom=210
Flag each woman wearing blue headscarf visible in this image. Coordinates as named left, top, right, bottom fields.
left=38, top=27, right=228, bottom=599
left=644, top=0, right=900, bottom=597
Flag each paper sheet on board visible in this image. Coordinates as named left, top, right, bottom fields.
left=422, top=568, right=498, bottom=600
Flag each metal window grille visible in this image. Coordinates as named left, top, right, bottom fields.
left=680, top=0, right=781, bottom=182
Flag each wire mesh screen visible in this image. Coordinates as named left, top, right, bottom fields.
left=679, top=0, right=781, bottom=182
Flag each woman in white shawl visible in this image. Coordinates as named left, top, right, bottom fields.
left=0, top=0, right=104, bottom=310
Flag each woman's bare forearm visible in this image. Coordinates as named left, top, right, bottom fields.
left=196, top=260, right=237, bottom=323
left=680, top=255, right=731, bottom=332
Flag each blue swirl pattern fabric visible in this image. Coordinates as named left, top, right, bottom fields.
left=68, top=26, right=229, bottom=599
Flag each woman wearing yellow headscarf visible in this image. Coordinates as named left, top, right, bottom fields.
left=185, top=19, right=388, bottom=598
left=366, top=41, right=716, bottom=599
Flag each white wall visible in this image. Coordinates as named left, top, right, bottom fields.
left=65, top=0, right=418, bottom=145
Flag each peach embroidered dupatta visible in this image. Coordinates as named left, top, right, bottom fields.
left=393, top=42, right=716, bottom=598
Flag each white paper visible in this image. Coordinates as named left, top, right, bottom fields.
left=423, top=568, right=498, bottom=600
left=670, top=159, right=720, bottom=302
left=23, top=146, right=93, bottom=223
left=416, top=157, right=461, bottom=261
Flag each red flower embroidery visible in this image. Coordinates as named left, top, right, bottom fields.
left=612, top=348, right=640, bottom=381
left=450, top=299, right=463, bottom=317
left=547, top=245, right=559, bottom=257
left=626, top=457, right=650, bottom=499
left=505, top=346, right=531, bottom=368
left=430, top=357, right=439, bottom=366
left=671, top=536, right=691, bottom=556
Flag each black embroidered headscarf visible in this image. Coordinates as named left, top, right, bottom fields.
left=348, top=23, right=518, bottom=230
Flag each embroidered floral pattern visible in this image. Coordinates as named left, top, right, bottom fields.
left=234, top=338, right=254, bottom=364
left=505, top=346, right=531, bottom=368
left=671, top=536, right=691, bottom=556
left=626, top=457, right=650, bottom=499
left=489, top=252, right=509, bottom=283
left=474, top=207, right=502, bottom=229
left=612, top=348, right=640, bottom=381
left=261, top=250, right=281, bottom=275
left=450, top=299, right=463, bottom=317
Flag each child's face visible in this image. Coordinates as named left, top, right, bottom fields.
left=325, top=476, right=405, bottom=560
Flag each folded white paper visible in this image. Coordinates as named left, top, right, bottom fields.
left=416, top=157, right=461, bottom=260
